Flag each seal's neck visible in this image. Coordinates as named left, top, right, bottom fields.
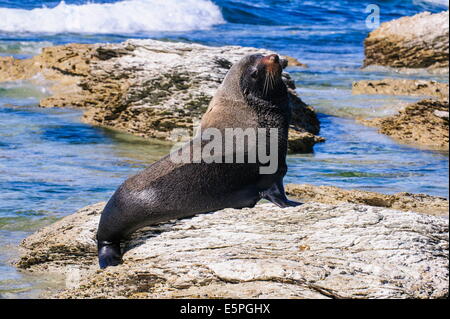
left=245, top=90, right=290, bottom=119
left=245, top=91, right=291, bottom=146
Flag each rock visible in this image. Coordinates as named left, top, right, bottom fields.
left=16, top=202, right=103, bottom=272
left=285, top=55, right=308, bottom=68
left=434, top=110, right=449, bottom=119
left=360, top=99, right=449, bottom=151
left=0, top=40, right=321, bottom=153
left=287, top=129, right=325, bottom=153
left=16, top=199, right=448, bottom=299
left=352, top=79, right=449, bottom=99
left=364, top=11, right=449, bottom=72
left=286, top=184, right=449, bottom=216
left=0, top=44, right=98, bottom=100
left=352, top=77, right=449, bottom=150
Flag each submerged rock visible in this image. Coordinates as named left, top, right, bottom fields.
left=16, top=188, right=448, bottom=299
left=286, top=184, right=449, bottom=216
left=352, top=79, right=449, bottom=100
left=360, top=99, right=449, bottom=151
left=0, top=39, right=322, bottom=153
left=364, top=11, right=449, bottom=72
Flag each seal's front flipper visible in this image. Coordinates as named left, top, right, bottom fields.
left=265, top=194, right=301, bottom=208
left=262, top=180, right=302, bottom=208
left=98, top=240, right=122, bottom=269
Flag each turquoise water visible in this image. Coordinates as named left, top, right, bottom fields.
left=0, top=0, right=449, bottom=297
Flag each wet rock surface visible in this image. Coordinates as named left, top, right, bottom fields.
left=360, top=99, right=449, bottom=151
left=286, top=184, right=449, bottom=216
left=364, top=11, right=449, bottom=72
left=16, top=187, right=449, bottom=299
left=352, top=79, right=448, bottom=99
left=0, top=39, right=322, bottom=153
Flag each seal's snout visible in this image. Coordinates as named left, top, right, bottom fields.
left=267, top=54, right=280, bottom=63
left=261, top=54, right=282, bottom=74
left=262, top=54, right=280, bottom=65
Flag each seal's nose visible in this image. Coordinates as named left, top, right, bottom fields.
left=268, top=54, right=279, bottom=63
left=262, top=54, right=279, bottom=65
left=261, top=54, right=281, bottom=74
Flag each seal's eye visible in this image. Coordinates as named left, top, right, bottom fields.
left=250, top=68, right=258, bottom=79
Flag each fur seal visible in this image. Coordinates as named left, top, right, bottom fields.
left=97, top=53, right=301, bottom=269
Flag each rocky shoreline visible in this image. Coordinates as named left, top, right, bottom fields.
left=357, top=10, right=449, bottom=151
left=352, top=77, right=449, bottom=150
left=286, top=184, right=449, bottom=216
left=352, top=79, right=448, bottom=100
left=1, top=10, right=448, bottom=153
left=3, top=9, right=449, bottom=299
left=364, top=11, right=449, bottom=73
left=15, top=184, right=449, bottom=299
left=0, top=40, right=323, bottom=154
left=360, top=99, right=449, bottom=151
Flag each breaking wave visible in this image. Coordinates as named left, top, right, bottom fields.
left=0, top=0, right=225, bottom=34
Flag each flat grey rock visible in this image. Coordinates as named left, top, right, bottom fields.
left=16, top=200, right=449, bottom=299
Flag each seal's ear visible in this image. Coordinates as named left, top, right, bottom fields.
left=280, top=58, right=288, bottom=69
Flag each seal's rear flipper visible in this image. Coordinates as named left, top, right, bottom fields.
left=98, top=240, right=122, bottom=269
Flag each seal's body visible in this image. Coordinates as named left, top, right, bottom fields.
left=97, top=54, right=300, bottom=268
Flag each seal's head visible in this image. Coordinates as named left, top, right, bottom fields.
left=212, top=53, right=289, bottom=106
left=239, top=54, right=288, bottom=100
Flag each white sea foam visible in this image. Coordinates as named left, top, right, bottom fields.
left=413, top=0, right=449, bottom=7
left=0, top=0, right=225, bottom=34
left=0, top=41, right=52, bottom=55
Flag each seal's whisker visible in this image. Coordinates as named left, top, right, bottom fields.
left=263, top=73, right=269, bottom=96
left=262, top=75, right=266, bottom=95
left=268, top=72, right=274, bottom=90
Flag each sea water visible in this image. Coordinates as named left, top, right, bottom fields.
left=0, top=0, right=448, bottom=297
